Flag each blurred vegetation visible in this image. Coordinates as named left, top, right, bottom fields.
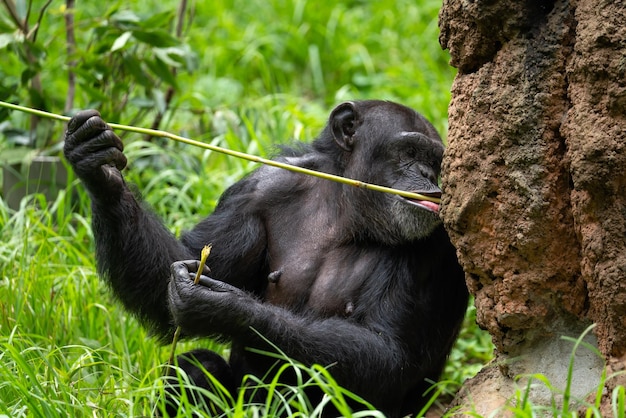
left=0, top=0, right=499, bottom=416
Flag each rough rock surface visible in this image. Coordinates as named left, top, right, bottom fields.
left=439, top=0, right=626, bottom=411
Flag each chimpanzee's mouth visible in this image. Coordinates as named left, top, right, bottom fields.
left=399, top=192, right=441, bottom=214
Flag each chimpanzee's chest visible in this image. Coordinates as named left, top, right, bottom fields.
left=263, top=227, right=381, bottom=317
left=258, top=182, right=401, bottom=318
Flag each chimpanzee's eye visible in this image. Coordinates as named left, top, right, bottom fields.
left=406, top=146, right=418, bottom=159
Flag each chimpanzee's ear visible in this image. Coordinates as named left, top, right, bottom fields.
left=330, top=101, right=361, bottom=152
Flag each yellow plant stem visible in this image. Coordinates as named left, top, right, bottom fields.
left=194, top=245, right=212, bottom=285
left=0, top=100, right=441, bottom=204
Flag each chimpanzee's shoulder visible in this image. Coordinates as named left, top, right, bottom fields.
left=215, top=142, right=333, bottom=211
left=251, top=144, right=335, bottom=191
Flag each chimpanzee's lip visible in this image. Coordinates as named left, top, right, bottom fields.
left=399, top=192, right=441, bottom=214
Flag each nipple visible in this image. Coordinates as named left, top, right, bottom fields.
left=268, top=270, right=282, bottom=283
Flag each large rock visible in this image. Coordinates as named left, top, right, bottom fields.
left=439, top=0, right=626, bottom=411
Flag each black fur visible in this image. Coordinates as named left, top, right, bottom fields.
left=64, top=100, right=468, bottom=417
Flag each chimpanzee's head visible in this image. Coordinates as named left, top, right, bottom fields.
left=324, top=100, right=444, bottom=244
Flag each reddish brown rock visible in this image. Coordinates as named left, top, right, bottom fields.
left=439, top=0, right=626, bottom=411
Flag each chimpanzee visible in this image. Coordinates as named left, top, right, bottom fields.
left=63, top=100, right=468, bottom=417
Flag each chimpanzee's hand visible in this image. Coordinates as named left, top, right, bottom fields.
left=64, top=110, right=127, bottom=196
left=168, top=260, right=253, bottom=337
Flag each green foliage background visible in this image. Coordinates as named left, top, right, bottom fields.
left=0, top=0, right=495, bottom=416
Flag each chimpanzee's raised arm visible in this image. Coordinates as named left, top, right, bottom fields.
left=64, top=111, right=191, bottom=336
left=64, top=112, right=267, bottom=338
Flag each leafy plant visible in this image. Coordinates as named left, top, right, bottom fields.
left=0, top=0, right=196, bottom=160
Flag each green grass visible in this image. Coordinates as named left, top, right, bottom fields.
left=0, top=0, right=496, bottom=416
